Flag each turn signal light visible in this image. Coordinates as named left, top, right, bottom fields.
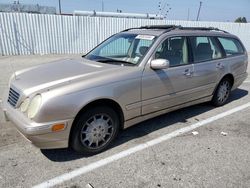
left=52, top=124, right=65, bottom=132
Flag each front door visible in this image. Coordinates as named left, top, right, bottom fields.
left=141, top=36, right=197, bottom=115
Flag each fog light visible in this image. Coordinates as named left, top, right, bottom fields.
left=52, top=124, right=65, bottom=132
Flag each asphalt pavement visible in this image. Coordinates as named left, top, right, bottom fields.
left=0, top=54, right=250, bottom=188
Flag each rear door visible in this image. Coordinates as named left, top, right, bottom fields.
left=189, top=36, right=225, bottom=98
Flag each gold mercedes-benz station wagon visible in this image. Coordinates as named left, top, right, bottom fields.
left=2, top=25, right=248, bottom=154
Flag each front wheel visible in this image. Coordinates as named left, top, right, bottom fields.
left=211, top=78, right=232, bottom=107
left=70, top=106, right=120, bottom=154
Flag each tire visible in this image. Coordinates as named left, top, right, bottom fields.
left=211, top=78, right=232, bottom=107
left=70, top=106, right=120, bottom=154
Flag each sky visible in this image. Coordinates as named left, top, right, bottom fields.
left=0, top=0, right=249, bottom=22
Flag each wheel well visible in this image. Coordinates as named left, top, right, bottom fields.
left=212, top=74, right=234, bottom=96
left=69, top=99, right=125, bottom=145
left=221, top=74, right=234, bottom=86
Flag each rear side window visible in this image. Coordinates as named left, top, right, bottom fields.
left=190, top=36, right=223, bottom=62
left=218, top=37, right=245, bottom=57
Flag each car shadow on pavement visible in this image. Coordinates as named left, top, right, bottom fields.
left=41, top=88, right=248, bottom=162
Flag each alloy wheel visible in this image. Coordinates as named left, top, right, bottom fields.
left=80, top=114, right=114, bottom=149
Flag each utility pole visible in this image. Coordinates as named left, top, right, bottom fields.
left=102, top=0, right=104, bottom=12
left=17, top=0, right=20, bottom=12
left=187, top=8, right=190, bottom=21
left=196, top=1, right=202, bottom=21
left=58, top=0, right=62, bottom=14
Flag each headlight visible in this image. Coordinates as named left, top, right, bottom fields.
left=27, top=94, right=42, bottom=119
left=20, top=98, right=30, bottom=113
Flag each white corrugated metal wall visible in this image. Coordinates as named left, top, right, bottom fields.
left=0, top=12, right=249, bottom=56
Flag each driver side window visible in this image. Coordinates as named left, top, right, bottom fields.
left=155, top=36, right=189, bottom=67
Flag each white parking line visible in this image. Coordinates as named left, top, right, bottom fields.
left=244, top=80, right=250, bottom=83
left=33, top=102, right=250, bottom=188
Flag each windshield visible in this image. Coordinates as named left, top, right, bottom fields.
left=84, top=33, right=156, bottom=65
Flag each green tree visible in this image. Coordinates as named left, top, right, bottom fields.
left=241, top=17, right=247, bottom=23
left=235, top=17, right=247, bottom=23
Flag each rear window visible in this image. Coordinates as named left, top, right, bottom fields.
left=218, top=37, right=245, bottom=57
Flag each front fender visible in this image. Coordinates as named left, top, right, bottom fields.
left=33, top=78, right=141, bottom=123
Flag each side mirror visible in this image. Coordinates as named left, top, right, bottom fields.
left=150, top=59, right=170, bottom=70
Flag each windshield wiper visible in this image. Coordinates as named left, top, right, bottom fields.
left=97, top=59, right=135, bottom=65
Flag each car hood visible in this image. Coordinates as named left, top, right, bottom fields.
left=11, top=58, right=128, bottom=96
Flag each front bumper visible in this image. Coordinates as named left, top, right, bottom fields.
left=2, top=99, right=74, bottom=149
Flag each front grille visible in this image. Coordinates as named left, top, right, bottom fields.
left=8, top=87, right=20, bottom=107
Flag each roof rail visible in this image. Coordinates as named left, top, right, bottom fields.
left=140, top=25, right=177, bottom=29
left=178, top=26, right=229, bottom=33
left=122, top=25, right=228, bottom=34
left=122, top=25, right=177, bottom=32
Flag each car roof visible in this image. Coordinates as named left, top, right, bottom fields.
left=122, top=25, right=236, bottom=38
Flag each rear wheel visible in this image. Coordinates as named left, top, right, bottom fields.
left=70, top=106, right=120, bottom=154
left=211, top=78, right=232, bottom=106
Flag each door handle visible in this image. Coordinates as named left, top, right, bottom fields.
left=216, top=63, right=224, bottom=69
left=183, top=69, right=193, bottom=77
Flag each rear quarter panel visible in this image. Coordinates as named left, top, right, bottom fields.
left=228, top=54, right=248, bottom=76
